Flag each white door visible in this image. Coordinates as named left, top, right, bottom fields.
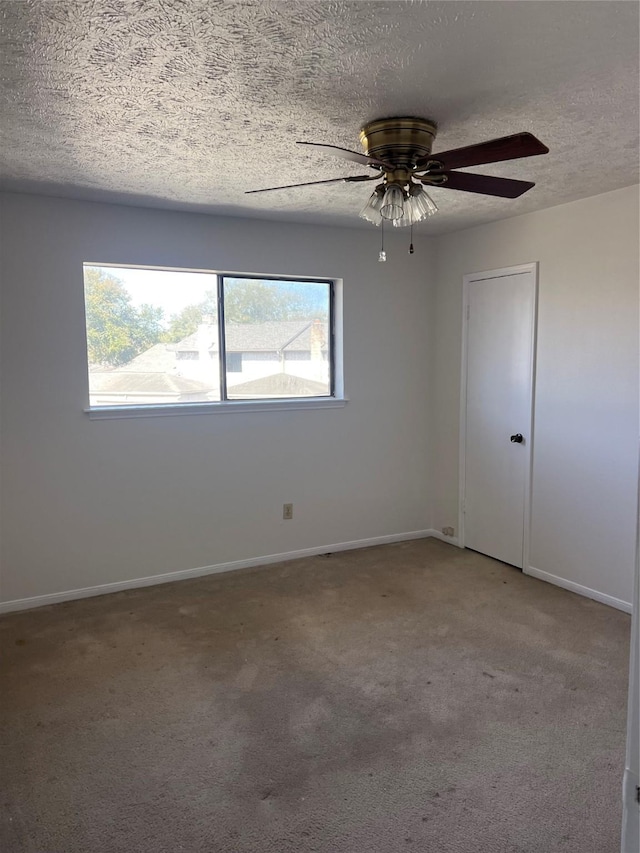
left=461, top=265, right=537, bottom=568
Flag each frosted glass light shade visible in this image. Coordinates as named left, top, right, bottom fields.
left=380, top=184, right=405, bottom=221
left=359, top=188, right=384, bottom=225
left=411, top=185, right=438, bottom=218
left=393, top=185, right=438, bottom=227
left=392, top=201, right=416, bottom=228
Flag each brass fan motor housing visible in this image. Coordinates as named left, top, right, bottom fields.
left=359, top=117, right=438, bottom=168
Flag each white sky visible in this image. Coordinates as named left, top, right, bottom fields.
left=87, top=266, right=217, bottom=319
left=84, top=265, right=328, bottom=327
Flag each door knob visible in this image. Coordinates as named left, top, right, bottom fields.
left=510, top=433, right=524, bottom=443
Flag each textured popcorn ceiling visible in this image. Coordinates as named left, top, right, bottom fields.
left=0, top=0, right=638, bottom=234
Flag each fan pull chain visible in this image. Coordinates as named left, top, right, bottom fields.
left=378, top=219, right=386, bottom=262
left=409, top=222, right=415, bottom=255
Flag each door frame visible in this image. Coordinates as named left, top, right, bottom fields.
left=458, top=262, right=539, bottom=570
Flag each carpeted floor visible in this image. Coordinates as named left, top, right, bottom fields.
left=0, top=539, right=630, bottom=853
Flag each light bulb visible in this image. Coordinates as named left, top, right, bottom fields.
left=380, top=184, right=405, bottom=221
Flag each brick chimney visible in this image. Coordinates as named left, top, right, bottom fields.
left=310, top=319, right=324, bottom=363
left=195, top=315, right=217, bottom=380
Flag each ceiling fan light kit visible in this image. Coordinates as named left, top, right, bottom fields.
left=246, top=116, right=548, bottom=259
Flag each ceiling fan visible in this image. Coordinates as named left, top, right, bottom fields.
left=246, top=117, right=549, bottom=231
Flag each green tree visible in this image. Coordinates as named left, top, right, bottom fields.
left=163, top=303, right=205, bottom=343
left=84, top=267, right=164, bottom=366
left=223, top=280, right=299, bottom=323
left=223, top=280, right=326, bottom=324
left=162, top=280, right=329, bottom=345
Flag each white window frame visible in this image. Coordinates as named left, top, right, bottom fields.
left=83, top=264, right=346, bottom=419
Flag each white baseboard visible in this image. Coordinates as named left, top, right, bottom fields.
left=2, top=538, right=629, bottom=617
left=525, top=565, right=632, bottom=614
left=0, top=528, right=443, bottom=615
left=426, top=529, right=462, bottom=548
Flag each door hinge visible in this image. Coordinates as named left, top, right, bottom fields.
left=636, top=785, right=640, bottom=804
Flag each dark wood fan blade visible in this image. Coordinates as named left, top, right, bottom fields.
left=416, top=133, right=548, bottom=171
left=245, top=175, right=375, bottom=194
left=423, top=171, right=535, bottom=198
left=296, top=141, right=392, bottom=169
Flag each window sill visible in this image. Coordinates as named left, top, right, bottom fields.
left=85, top=397, right=348, bottom=420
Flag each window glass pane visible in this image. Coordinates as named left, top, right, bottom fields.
left=223, top=278, right=331, bottom=399
left=84, top=265, right=221, bottom=406
left=226, top=352, right=243, bottom=373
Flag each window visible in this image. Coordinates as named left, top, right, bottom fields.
left=83, top=265, right=336, bottom=411
left=226, top=352, right=243, bottom=372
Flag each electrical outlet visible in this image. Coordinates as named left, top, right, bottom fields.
left=283, top=503, right=293, bottom=520
left=442, top=526, right=455, bottom=537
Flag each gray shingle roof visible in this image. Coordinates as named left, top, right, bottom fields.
left=89, top=371, right=217, bottom=394
left=106, top=343, right=177, bottom=373
left=168, top=320, right=327, bottom=353
left=228, top=372, right=329, bottom=398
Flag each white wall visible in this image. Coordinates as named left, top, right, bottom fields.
left=2, top=187, right=637, bottom=611
left=0, top=193, right=435, bottom=605
left=432, top=185, right=639, bottom=607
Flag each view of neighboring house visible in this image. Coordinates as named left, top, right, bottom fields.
left=88, top=318, right=330, bottom=405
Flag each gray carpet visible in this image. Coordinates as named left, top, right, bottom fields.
left=0, top=539, right=630, bottom=853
